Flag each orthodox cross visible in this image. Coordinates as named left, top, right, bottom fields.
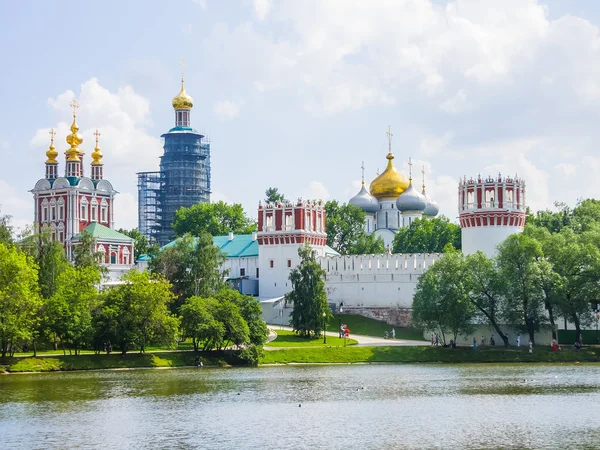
left=94, top=129, right=101, bottom=146
left=49, top=128, right=56, bottom=145
left=70, top=98, right=80, bottom=116
left=386, top=126, right=393, bottom=153
left=421, top=165, right=426, bottom=190
left=408, top=157, right=413, bottom=181
left=180, top=57, right=185, bottom=79
left=361, top=161, right=365, bottom=185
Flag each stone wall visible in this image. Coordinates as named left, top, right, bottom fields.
left=342, top=307, right=413, bottom=327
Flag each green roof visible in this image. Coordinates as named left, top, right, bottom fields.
left=162, top=234, right=258, bottom=258
left=73, top=223, right=134, bottom=242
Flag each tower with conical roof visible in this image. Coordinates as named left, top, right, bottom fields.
left=154, top=61, right=211, bottom=245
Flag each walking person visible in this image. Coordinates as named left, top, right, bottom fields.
left=516, top=335, right=521, bottom=347
left=481, top=336, right=485, bottom=346
left=435, top=334, right=439, bottom=346
left=431, top=334, right=434, bottom=346
left=528, top=340, right=533, bottom=353
left=473, top=337, right=477, bottom=351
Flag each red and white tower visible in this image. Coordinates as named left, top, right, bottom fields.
left=256, top=198, right=327, bottom=298
left=31, top=98, right=134, bottom=279
left=458, top=173, right=526, bottom=256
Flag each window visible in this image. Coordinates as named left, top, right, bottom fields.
left=385, top=211, right=388, bottom=228
left=80, top=198, right=88, bottom=221
left=41, top=200, right=48, bottom=222
left=123, top=247, right=130, bottom=265
left=58, top=231, right=63, bottom=243
left=50, top=200, right=56, bottom=221
left=101, top=200, right=108, bottom=223
left=380, top=204, right=382, bottom=210
left=285, top=214, right=293, bottom=231
left=266, top=215, right=273, bottom=231
left=90, top=199, right=98, bottom=222
left=58, top=199, right=64, bottom=221
left=240, top=268, right=246, bottom=277
left=269, top=259, right=274, bottom=269
left=287, top=259, right=292, bottom=268
left=110, top=252, right=116, bottom=264
left=256, top=268, right=259, bottom=278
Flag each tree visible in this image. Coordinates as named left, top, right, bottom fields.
left=172, top=201, right=255, bottom=237
left=117, top=228, right=150, bottom=260
left=46, top=265, right=101, bottom=354
left=464, top=251, right=509, bottom=346
left=97, top=271, right=178, bottom=354
left=0, top=243, right=41, bottom=358
left=265, top=187, right=287, bottom=204
left=325, top=201, right=382, bottom=255
left=151, top=232, right=228, bottom=310
left=180, top=296, right=224, bottom=351
left=287, top=244, right=331, bottom=337
left=73, top=230, right=105, bottom=273
left=496, top=234, right=546, bottom=344
left=412, top=250, right=475, bottom=345
left=215, top=289, right=268, bottom=346
left=392, top=216, right=461, bottom=254
left=0, top=207, right=13, bottom=246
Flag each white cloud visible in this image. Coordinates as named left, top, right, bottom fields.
left=253, top=0, right=271, bottom=21
left=191, top=0, right=206, bottom=8
left=112, top=192, right=138, bottom=230
left=303, top=181, right=329, bottom=202
left=554, top=162, right=576, bottom=177
left=181, top=24, right=193, bottom=35
left=440, top=89, right=468, bottom=114
left=213, top=100, right=242, bottom=120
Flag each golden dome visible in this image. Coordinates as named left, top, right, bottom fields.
left=65, top=115, right=82, bottom=162
left=172, top=77, right=194, bottom=110
left=91, top=129, right=103, bottom=165
left=369, top=153, right=409, bottom=199
left=45, top=129, right=58, bottom=164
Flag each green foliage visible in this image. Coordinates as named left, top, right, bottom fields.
left=72, top=231, right=106, bottom=273
left=392, top=216, right=461, bottom=254
left=266, top=329, right=358, bottom=347
left=180, top=296, right=225, bottom=351
left=96, top=271, right=178, bottom=354
left=151, top=233, right=228, bottom=309
left=172, top=201, right=255, bottom=237
left=265, top=187, right=287, bottom=204
left=412, top=250, right=475, bottom=344
left=287, top=244, right=331, bottom=336
left=117, top=228, right=151, bottom=260
left=0, top=207, right=13, bottom=245
left=31, top=230, right=70, bottom=300
left=214, top=289, right=268, bottom=346
left=46, top=265, right=101, bottom=354
left=325, top=200, right=384, bottom=254
left=0, top=244, right=41, bottom=357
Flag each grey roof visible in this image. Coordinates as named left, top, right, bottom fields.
left=396, top=182, right=427, bottom=212
left=422, top=187, right=439, bottom=217
left=349, top=185, right=379, bottom=213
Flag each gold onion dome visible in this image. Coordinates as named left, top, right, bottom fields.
left=46, top=129, right=58, bottom=164
left=172, top=77, right=194, bottom=110
left=369, top=152, right=410, bottom=199
left=65, top=115, right=83, bottom=161
left=91, top=130, right=103, bottom=165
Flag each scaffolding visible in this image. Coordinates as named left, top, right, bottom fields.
left=137, top=171, right=161, bottom=244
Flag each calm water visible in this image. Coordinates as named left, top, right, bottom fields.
left=1, top=364, right=600, bottom=449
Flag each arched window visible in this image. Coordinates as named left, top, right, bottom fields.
left=90, top=199, right=98, bottom=222
left=50, top=199, right=57, bottom=221
left=80, top=198, right=89, bottom=221
left=58, top=198, right=65, bottom=221
left=41, top=199, right=49, bottom=222
left=101, top=199, right=108, bottom=223
left=123, top=247, right=130, bottom=265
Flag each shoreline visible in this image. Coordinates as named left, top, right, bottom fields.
left=2, top=345, right=600, bottom=374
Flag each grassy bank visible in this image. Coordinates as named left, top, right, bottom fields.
left=260, top=345, right=600, bottom=365
left=325, top=314, right=424, bottom=341
left=267, top=329, right=358, bottom=347
left=1, top=351, right=237, bottom=373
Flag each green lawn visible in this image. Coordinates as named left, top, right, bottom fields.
left=326, top=314, right=425, bottom=341
left=261, top=345, right=600, bottom=365
left=267, top=329, right=358, bottom=347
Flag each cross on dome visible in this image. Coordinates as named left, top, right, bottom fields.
left=361, top=161, right=365, bottom=185
left=386, top=125, right=393, bottom=153
left=94, top=129, right=101, bottom=145
left=70, top=98, right=80, bottom=116
left=408, top=157, right=413, bottom=182
left=49, top=128, right=56, bottom=145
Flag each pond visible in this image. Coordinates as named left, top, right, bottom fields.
left=1, top=364, right=600, bottom=449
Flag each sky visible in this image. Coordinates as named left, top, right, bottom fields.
left=2, top=0, right=600, bottom=232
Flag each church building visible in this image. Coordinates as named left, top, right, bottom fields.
left=30, top=100, right=134, bottom=281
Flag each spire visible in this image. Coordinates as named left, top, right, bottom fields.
left=65, top=98, right=84, bottom=179
left=45, top=128, right=58, bottom=180
left=172, top=57, right=194, bottom=114
left=361, top=161, right=365, bottom=186
left=91, top=129, right=103, bottom=165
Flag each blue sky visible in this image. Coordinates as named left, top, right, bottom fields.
left=2, top=0, right=600, bottom=231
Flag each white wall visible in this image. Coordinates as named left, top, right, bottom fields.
left=221, top=256, right=259, bottom=279
left=461, top=225, right=523, bottom=257
left=319, top=253, right=441, bottom=308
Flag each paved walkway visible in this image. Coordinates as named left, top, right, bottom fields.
left=268, top=326, right=429, bottom=347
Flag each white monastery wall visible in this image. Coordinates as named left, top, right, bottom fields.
left=319, top=253, right=441, bottom=308
left=461, top=225, right=524, bottom=257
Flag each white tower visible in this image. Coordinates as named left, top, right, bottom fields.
left=459, top=173, right=526, bottom=256
left=256, top=198, right=327, bottom=298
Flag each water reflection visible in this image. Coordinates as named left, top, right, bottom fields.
left=1, top=364, right=600, bottom=449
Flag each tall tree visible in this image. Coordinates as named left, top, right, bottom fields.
left=172, top=201, right=255, bottom=237
left=97, top=271, right=178, bottom=354
left=287, top=244, right=331, bottom=337
left=214, top=289, right=268, bottom=346
left=265, top=187, right=287, bottom=204
left=151, top=232, right=228, bottom=309
left=180, top=296, right=224, bottom=351
left=412, top=250, right=475, bottom=345
left=464, top=251, right=509, bottom=346
left=46, top=265, right=101, bottom=354
left=0, top=243, right=41, bottom=357
left=496, top=234, right=546, bottom=344
left=392, top=216, right=461, bottom=254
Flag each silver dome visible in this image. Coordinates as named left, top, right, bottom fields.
left=396, top=183, right=427, bottom=212
left=422, top=187, right=439, bottom=217
left=349, top=185, right=379, bottom=213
